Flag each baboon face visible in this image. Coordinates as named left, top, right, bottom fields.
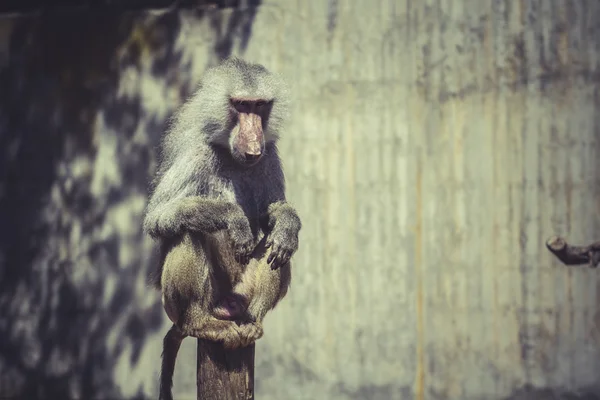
left=228, top=98, right=273, bottom=167
left=194, top=57, right=288, bottom=167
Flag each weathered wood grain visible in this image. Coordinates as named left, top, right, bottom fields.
left=196, top=341, right=255, bottom=400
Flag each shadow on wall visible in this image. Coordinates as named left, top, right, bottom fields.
left=0, top=2, right=261, bottom=399
left=501, top=385, right=600, bottom=400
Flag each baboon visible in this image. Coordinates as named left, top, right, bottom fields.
left=143, top=57, right=302, bottom=400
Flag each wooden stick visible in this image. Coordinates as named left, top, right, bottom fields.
left=197, top=339, right=255, bottom=400
left=545, top=235, right=600, bottom=268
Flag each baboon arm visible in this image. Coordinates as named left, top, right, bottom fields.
left=260, top=201, right=302, bottom=233
left=144, top=196, right=241, bottom=239
left=259, top=201, right=302, bottom=269
left=256, top=146, right=295, bottom=231
left=144, top=154, right=199, bottom=238
left=143, top=156, right=242, bottom=239
left=144, top=198, right=188, bottom=239
left=257, top=175, right=301, bottom=236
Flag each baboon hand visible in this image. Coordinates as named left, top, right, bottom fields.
left=265, top=227, right=298, bottom=270
left=227, top=213, right=255, bottom=264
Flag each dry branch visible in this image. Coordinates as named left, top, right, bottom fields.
left=545, top=236, right=600, bottom=268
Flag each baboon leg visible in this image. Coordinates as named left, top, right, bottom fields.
left=227, top=247, right=291, bottom=347
left=208, top=254, right=286, bottom=347
left=243, top=262, right=290, bottom=346
left=245, top=259, right=291, bottom=322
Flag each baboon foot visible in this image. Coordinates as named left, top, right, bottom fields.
left=180, top=319, right=244, bottom=349
left=238, top=322, right=264, bottom=347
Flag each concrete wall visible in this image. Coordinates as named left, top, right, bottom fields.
left=0, top=1, right=599, bottom=399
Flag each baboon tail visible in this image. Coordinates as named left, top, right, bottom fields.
left=159, top=324, right=185, bottom=400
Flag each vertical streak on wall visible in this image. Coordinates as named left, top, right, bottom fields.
left=414, top=151, right=424, bottom=400
left=404, top=0, right=425, bottom=398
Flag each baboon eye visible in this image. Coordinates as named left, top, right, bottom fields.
left=255, top=101, right=266, bottom=107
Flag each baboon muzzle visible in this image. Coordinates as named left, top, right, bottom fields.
left=238, top=112, right=264, bottom=163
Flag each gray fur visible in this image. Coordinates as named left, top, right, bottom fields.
left=142, top=57, right=301, bottom=400
left=143, top=58, right=291, bottom=241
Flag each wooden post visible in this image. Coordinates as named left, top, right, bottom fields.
left=197, top=339, right=255, bottom=400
